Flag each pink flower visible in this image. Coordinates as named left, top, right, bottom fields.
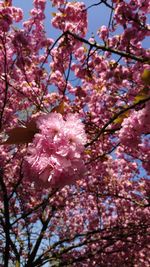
left=34, top=0, right=46, bottom=10
left=51, top=2, right=87, bottom=36
left=24, top=113, right=87, bottom=188
left=98, top=25, right=109, bottom=41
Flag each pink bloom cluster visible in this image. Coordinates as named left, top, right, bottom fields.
left=33, top=0, right=46, bottom=11
left=97, top=25, right=109, bottom=41
left=52, top=2, right=87, bottom=36
left=0, top=3, right=23, bottom=32
left=119, top=104, right=150, bottom=174
left=51, top=0, right=65, bottom=7
left=24, top=113, right=87, bottom=188
left=119, top=104, right=150, bottom=147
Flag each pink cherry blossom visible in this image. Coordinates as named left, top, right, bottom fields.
left=24, top=112, right=87, bottom=188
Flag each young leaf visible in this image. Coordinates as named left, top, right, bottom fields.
left=2, top=122, right=38, bottom=145
left=51, top=101, right=65, bottom=114
left=113, top=110, right=129, bottom=125
left=133, top=87, right=149, bottom=104
left=141, top=69, right=150, bottom=85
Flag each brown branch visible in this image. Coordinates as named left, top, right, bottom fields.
left=25, top=216, right=51, bottom=267
left=65, top=31, right=149, bottom=63
left=33, top=222, right=150, bottom=267
left=86, top=142, right=120, bottom=164
left=11, top=188, right=57, bottom=226
left=40, top=33, right=65, bottom=68
left=0, top=168, right=10, bottom=267
left=97, top=193, right=148, bottom=207
left=0, top=35, right=9, bottom=129
left=0, top=205, right=20, bottom=263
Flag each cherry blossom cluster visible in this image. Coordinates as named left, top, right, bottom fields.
left=119, top=103, right=150, bottom=174
left=24, top=112, right=87, bottom=188
left=0, top=1, right=23, bottom=32
left=52, top=2, right=87, bottom=36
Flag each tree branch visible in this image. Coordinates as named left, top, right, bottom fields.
left=25, top=216, right=51, bottom=267
left=0, top=168, right=10, bottom=267
left=65, top=31, right=149, bottom=63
